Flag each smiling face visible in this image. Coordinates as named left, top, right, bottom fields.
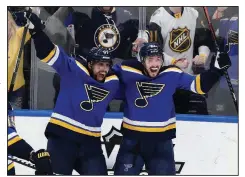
left=143, top=55, right=163, bottom=78
left=89, top=61, right=111, bottom=82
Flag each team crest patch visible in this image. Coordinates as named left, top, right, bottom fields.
left=226, top=30, right=238, bottom=52
left=135, top=82, right=165, bottom=108
left=94, top=24, right=120, bottom=52
left=169, top=27, right=191, bottom=53
left=80, top=84, right=109, bottom=111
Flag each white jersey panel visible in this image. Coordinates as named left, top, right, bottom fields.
left=150, top=7, right=198, bottom=73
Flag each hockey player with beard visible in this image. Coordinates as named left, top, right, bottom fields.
left=113, top=42, right=231, bottom=175
left=52, top=6, right=139, bottom=105
left=24, top=11, right=121, bottom=175
left=8, top=102, right=53, bottom=175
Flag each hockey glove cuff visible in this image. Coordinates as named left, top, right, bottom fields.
left=210, top=52, right=231, bottom=75
left=30, top=149, right=53, bottom=175
left=24, top=10, right=45, bottom=36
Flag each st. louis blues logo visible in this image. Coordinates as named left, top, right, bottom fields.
left=226, top=30, right=238, bottom=53
left=135, top=82, right=165, bottom=108
left=94, top=24, right=120, bottom=52
left=80, top=84, right=109, bottom=111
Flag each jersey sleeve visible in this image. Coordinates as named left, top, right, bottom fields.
left=8, top=126, right=34, bottom=160
left=8, top=127, right=22, bottom=147
left=33, top=30, right=89, bottom=76
left=163, top=52, right=176, bottom=66
left=177, top=69, right=221, bottom=94
left=113, top=82, right=125, bottom=100
left=147, top=8, right=164, bottom=47
left=8, top=103, right=34, bottom=160
left=40, top=45, right=76, bottom=74
left=177, top=72, right=206, bottom=94
left=112, top=63, right=123, bottom=79
left=111, top=64, right=126, bottom=100
left=149, top=8, right=163, bottom=28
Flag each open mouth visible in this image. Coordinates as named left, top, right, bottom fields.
left=150, top=67, right=159, bottom=73
left=98, top=72, right=106, bottom=79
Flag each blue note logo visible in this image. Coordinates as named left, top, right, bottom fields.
left=135, top=82, right=165, bottom=108
left=80, top=84, right=109, bottom=111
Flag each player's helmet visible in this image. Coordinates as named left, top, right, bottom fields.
left=87, top=47, right=113, bottom=66
left=139, top=42, right=164, bottom=63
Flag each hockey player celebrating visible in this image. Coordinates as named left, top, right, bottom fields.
left=8, top=102, right=53, bottom=175
left=24, top=11, right=120, bottom=175
left=113, top=42, right=231, bottom=175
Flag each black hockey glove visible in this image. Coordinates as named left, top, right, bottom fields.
left=210, top=52, right=231, bottom=74
left=30, top=149, right=53, bottom=175
left=24, top=9, right=45, bottom=36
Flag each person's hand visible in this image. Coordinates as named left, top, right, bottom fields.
left=211, top=52, right=231, bottom=71
left=212, top=7, right=228, bottom=19
left=30, top=149, right=53, bottom=175
left=24, top=9, right=45, bottom=35
left=132, top=38, right=147, bottom=53
left=193, top=54, right=207, bottom=66
left=174, top=58, right=189, bottom=69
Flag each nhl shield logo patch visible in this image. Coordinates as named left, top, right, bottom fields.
left=94, top=24, right=120, bottom=52
left=169, top=27, right=191, bottom=53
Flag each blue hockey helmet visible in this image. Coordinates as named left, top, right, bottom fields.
left=87, top=47, right=113, bottom=65
left=139, top=42, right=164, bottom=63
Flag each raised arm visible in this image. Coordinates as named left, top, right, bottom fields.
left=177, top=52, right=231, bottom=94
left=25, top=11, right=86, bottom=76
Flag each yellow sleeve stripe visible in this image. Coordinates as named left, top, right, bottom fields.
left=8, top=162, right=15, bottom=171
left=105, top=75, right=118, bottom=82
left=41, top=47, right=56, bottom=63
left=121, top=65, right=143, bottom=75
left=8, top=136, right=22, bottom=147
left=195, top=75, right=205, bottom=94
left=164, top=67, right=182, bottom=73
left=171, top=58, right=177, bottom=65
left=75, top=61, right=90, bottom=75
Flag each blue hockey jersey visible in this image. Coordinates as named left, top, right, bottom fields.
left=41, top=45, right=120, bottom=142
left=219, top=17, right=238, bottom=91
left=8, top=102, right=34, bottom=167
left=113, top=60, right=217, bottom=140
left=8, top=102, right=22, bottom=149
left=8, top=102, right=18, bottom=173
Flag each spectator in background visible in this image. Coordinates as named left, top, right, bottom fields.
left=8, top=10, right=31, bottom=109
left=70, top=7, right=139, bottom=60
left=133, top=7, right=214, bottom=114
